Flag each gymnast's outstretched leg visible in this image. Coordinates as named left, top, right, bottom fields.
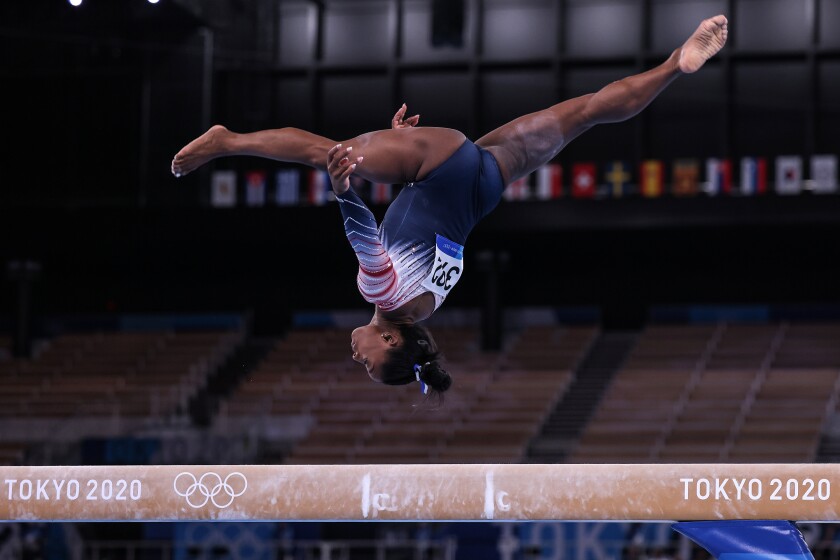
left=475, top=15, right=728, bottom=184
left=171, top=124, right=466, bottom=186
left=172, top=125, right=333, bottom=177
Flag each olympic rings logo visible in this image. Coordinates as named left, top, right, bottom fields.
left=173, top=472, right=248, bottom=509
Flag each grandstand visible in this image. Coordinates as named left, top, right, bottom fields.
left=573, top=322, right=840, bottom=464
left=3, top=318, right=840, bottom=470
left=3, top=313, right=840, bottom=557
left=0, top=327, right=244, bottom=465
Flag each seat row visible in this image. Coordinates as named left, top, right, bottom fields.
left=573, top=322, right=840, bottom=463
left=217, top=325, right=597, bottom=464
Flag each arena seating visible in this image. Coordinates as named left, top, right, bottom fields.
left=0, top=331, right=242, bottom=418
left=0, top=442, right=27, bottom=465
left=571, top=322, right=840, bottom=463
left=0, top=329, right=242, bottom=464
left=219, top=325, right=596, bottom=464
left=4, top=319, right=838, bottom=467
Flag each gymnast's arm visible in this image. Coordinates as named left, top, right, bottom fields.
left=327, top=143, right=380, bottom=259
left=328, top=143, right=373, bottom=228
left=328, top=146, right=396, bottom=301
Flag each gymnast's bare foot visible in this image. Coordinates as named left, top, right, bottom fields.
left=171, top=124, right=229, bottom=177
left=678, top=15, right=728, bottom=74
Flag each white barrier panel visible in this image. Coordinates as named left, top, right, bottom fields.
left=0, top=464, right=837, bottom=521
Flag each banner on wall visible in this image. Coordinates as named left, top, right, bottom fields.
left=308, top=170, right=333, bottom=205
left=672, top=159, right=700, bottom=197
left=572, top=162, right=597, bottom=198
left=275, top=169, right=300, bottom=206
left=705, top=158, right=732, bottom=196
left=811, top=154, right=838, bottom=194
left=245, top=171, right=266, bottom=207
left=639, top=160, right=664, bottom=198
left=603, top=161, right=632, bottom=198
left=503, top=176, right=530, bottom=201
left=174, top=523, right=278, bottom=560
left=775, top=155, right=803, bottom=195
left=371, top=182, right=393, bottom=204
left=514, top=522, right=677, bottom=560
left=211, top=170, right=237, bottom=207
left=740, top=157, right=767, bottom=195
left=536, top=164, right=563, bottom=199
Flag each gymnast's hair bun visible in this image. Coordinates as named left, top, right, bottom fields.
left=419, top=361, right=452, bottom=393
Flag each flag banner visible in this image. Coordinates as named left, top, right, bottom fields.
left=536, top=164, right=563, bottom=199
left=503, top=175, right=530, bottom=201
left=740, top=157, right=767, bottom=195
left=275, top=169, right=300, bottom=206
left=603, top=161, right=632, bottom=198
left=640, top=160, right=664, bottom=198
left=175, top=523, right=277, bottom=560
left=308, top=170, right=333, bottom=205
left=371, top=182, right=393, bottom=204
left=705, top=158, right=732, bottom=196
left=811, top=154, right=838, bottom=194
left=211, top=170, right=237, bottom=207
left=572, top=162, right=597, bottom=198
left=245, top=171, right=267, bottom=207
left=672, top=159, right=700, bottom=197
left=775, top=155, right=803, bottom=195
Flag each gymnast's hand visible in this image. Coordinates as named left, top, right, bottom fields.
left=327, top=144, right=363, bottom=195
left=391, top=103, right=420, bottom=129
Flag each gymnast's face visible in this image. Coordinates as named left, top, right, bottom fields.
left=351, top=325, right=400, bottom=382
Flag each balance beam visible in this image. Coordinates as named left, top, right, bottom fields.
left=1, top=463, right=837, bottom=521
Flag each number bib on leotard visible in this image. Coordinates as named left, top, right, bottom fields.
left=421, top=234, right=465, bottom=298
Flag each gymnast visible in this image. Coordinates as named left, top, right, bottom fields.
left=171, top=15, right=728, bottom=398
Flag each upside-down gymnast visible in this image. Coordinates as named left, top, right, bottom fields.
left=172, top=16, right=728, bottom=398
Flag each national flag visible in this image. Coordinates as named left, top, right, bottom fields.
left=245, top=171, right=266, bottom=207
left=705, top=158, right=732, bottom=196
left=308, top=170, right=333, bottom=205
left=603, top=161, right=632, bottom=198
left=740, top=157, right=767, bottom=195
left=672, top=159, right=700, bottom=197
left=371, top=182, right=393, bottom=204
left=536, top=164, right=563, bottom=199
left=571, top=162, right=597, bottom=198
left=275, top=169, right=300, bottom=206
left=811, top=154, right=838, bottom=194
left=211, top=170, right=237, bottom=207
left=639, top=160, right=664, bottom=198
left=776, top=155, right=803, bottom=195
left=503, top=175, right=530, bottom=201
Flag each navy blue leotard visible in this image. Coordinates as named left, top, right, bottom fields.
left=336, top=139, right=505, bottom=312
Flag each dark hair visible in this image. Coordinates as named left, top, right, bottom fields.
left=379, top=323, right=452, bottom=400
